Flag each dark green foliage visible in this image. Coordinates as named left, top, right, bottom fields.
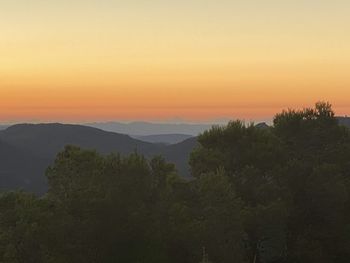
left=191, top=102, right=350, bottom=263
left=0, top=146, right=206, bottom=262
left=191, top=121, right=287, bottom=263
left=1, top=102, right=350, bottom=262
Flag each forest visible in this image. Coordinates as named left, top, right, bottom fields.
left=1, top=102, right=350, bottom=263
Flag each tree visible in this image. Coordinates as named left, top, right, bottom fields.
left=190, top=121, right=287, bottom=263
left=273, top=102, right=350, bottom=262
left=2, top=102, right=350, bottom=263
left=191, top=102, right=350, bottom=263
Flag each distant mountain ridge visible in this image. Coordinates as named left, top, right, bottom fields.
left=86, top=121, right=213, bottom=136
left=1, top=123, right=158, bottom=157
left=2, top=117, right=350, bottom=194
left=0, top=139, right=47, bottom=193
left=132, top=134, right=193, bottom=144
left=0, top=123, right=198, bottom=194
left=337, top=117, right=350, bottom=127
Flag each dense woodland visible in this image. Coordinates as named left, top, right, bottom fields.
left=1, top=102, right=350, bottom=262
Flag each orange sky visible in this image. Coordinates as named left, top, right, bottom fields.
left=1, top=1, right=350, bottom=123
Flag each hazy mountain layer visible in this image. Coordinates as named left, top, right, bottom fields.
left=132, top=134, right=193, bottom=144
left=0, top=124, right=198, bottom=194
left=86, top=121, right=212, bottom=136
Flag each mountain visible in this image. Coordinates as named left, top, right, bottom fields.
left=0, top=123, right=198, bottom=194
left=0, top=139, right=47, bottom=193
left=255, top=122, right=270, bottom=129
left=337, top=117, right=350, bottom=128
left=0, top=125, right=9, bottom=130
left=133, top=134, right=193, bottom=145
left=160, top=137, right=198, bottom=175
left=86, top=121, right=212, bottom=136
left=0, top=123, right=160, bottom=157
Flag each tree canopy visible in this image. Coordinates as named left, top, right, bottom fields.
left=1, top=102, right=350, bottom=263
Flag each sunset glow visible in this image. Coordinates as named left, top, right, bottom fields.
left=1, top=0, right=350, bottom=122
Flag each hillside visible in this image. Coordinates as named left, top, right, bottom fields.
left=0, top=123, right=160, bottom=157
left=0, top=124, right=197, bottom=193
left=160, top=137, right=198, bottom=175
left=86, top=121, right=212, bottom=136
left=132, top=134, right=193, bottom=144
left=337, top=117, right=350, bottom=127
left=0, top=140, right=47, bottom=193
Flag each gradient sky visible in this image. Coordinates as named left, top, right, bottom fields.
left=1, top=0, right=350, bottom=123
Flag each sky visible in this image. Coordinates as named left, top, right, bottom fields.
left=1, top=0, right=350, bottom=123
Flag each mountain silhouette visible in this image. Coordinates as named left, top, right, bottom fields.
left=0, top=123, right=160, bottom=157
left=337, top=117, right=350, bottom=127
left=0, top=139, right=48, bottom=193
left=0, top=123, right=198, bottom=194
left=132, top=134, right=193, bottom=144
left=86, top=121, right=212, bottom=136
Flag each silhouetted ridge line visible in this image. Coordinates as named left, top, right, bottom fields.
left=0, top=123, right=197, bottom=193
